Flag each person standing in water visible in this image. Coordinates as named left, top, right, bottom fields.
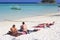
left=20, top=22, right=27, bottom=34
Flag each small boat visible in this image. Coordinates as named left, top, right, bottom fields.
left=11, top=7, right=21, bottom=10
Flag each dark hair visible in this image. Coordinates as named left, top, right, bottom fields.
left=12, top=24, right=15, bottom=27
left=22, top=22, right=25, bottom=24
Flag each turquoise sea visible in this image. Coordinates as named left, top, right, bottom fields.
left=0, top=4, right=59, bottom=21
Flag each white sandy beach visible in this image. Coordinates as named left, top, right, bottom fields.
left=0, top=13, right=60, bottom=40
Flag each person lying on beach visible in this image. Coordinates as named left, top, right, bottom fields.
left=33, top=21, right=55, bottom=28
left=46, top=21, right=55, bottom=27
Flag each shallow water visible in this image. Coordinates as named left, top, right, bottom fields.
left=0, top=4, right=59, bottom=21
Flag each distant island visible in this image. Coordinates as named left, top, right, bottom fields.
left=41, top=0, right=55, bottom=3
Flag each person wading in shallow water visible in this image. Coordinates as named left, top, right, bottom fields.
left=20, top=22, right=27, bottom=34
left=10, top=24, right=18, bottom=36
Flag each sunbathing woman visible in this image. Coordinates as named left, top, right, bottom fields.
left=46, top=21, right=55, bottom=27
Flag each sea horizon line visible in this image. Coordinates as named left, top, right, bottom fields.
left=0, top=2, right=40, bottom=4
